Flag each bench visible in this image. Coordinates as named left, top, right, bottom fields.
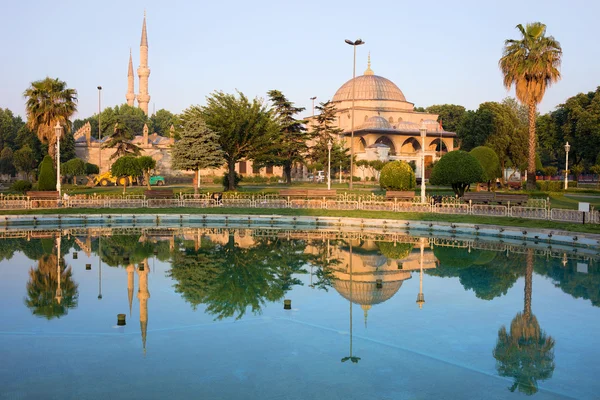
left=27, top=191, right=59, bottom=199
left=494, top=193, right=529, bottom=205
left=279, top=189, right=337, bottom=198
left=507, top=181, right=523, bottom=190
left=385, top=191, right=415, bottom=201
left=463, top=192, right=495, bottom=204
left=144, top=190, right=174, bottom=199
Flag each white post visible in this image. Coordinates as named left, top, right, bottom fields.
left=55, top=122, right=62, bottom=197
left=339, top=162, right=342, bottom=184
left=419, top=124, right=426, bottom=204
left=564, top=142, right=570, bottom=190
left=197, top=169, right=201, bottom=191
left=327, top=140, right=332, bottom=190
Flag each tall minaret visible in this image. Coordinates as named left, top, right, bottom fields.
left=137, top=12, right=151, bottom=115
left=126, top=49, right=135, bottom=106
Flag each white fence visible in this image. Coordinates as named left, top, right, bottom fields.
left=0, top=193, right=596, bottom=225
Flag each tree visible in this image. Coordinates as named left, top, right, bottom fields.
left=470, top=146, right=501, bottom=190
left=137, top=156, right=156, bottom=189
left=309, top=101, right=349, bottom=172
left=570, top=164, right=584, bottom=182
left=356, top=159, right=370, bottom=181
left=102, top=122, right=141, bottom=160
left=85, top=162, right=99, bottom=175
left=0, top=108, right=23, bottom=151
left=150, top=109, right=177, bottom=137
left=369, top=160, right=385, bottom=181
left=425, top=104, right=466, bottom=133
left=110, top=156, right=141, bottom=194
left=200, top=91, right=277, bottom=191
left=37, top=155, right=56, bottom=191
left=0, top=147, right=15, bottom=176
left=379, top=161, right=416, bottom=191
left=13, top=145, right=36, bottom=180
left=500, top=22, right=562, bottom=190
left=171, top=106, right=224, bottom=194
left=61, top=158, right=86, bottom=185
left=429, top=150, right=484, bottom=196
left=59, top=130, right=76, bottom=163
left=23, top=77, right=77, bottom=160
left=253, top=90, right=310, bottom=184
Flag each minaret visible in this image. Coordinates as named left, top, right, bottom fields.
left=137, top=12, right=151, bottom=115
left=137, top=260, right=150, bottom=354
left=126, top=49, right=135, bottom=106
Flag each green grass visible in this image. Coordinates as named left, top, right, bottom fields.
left=3, top=206, right=599, bottom=234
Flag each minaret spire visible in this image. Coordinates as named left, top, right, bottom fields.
left=364, top=52, right=374, bottom=76
left=126, top=49, right=135, bottom=106
left=137, top=12, right=151, bottom=115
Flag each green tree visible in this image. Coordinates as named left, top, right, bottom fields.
left=570, top=164, right=584, bottom=182
left=37, top=155, right=56, bottom=191
left=309, top=101, right=349, bottom=171
left=429, top=150, right=484, bottom=196
left=61, top=158, right=86, bottom=185
left=0, top=147, right=15, bottom=176
left=470, top=146, right=501, bottom=190
left=137, top=156, right=156, bottom=189
left=253, top=90, right=310, bottom=184
left=356, top=159, right=370, bottom=181
left=59, top=130, right=76, bottom=163
left=500, top=22, right=562, bottom=190
left=85, top=162, right=99, bottom=175
left=379, top=160, right=416, bottom=191
left=369, top=160, right=385, bottom=181
left=542, top=166, right=557, bottom=177
left=150, top=109, right=177, bottom=137
left=425, top=104, right=466, bottom=133
left=0, top=108, right=22, bottom=151
left=200, top=91, right=276, bottom=191
left=171, top=107, right=224, bottom=193
left=102, top=122, right=141, bottom=160
left=110, top=156, right=142, bottom=194
left=23, top=77, right=77, bottom=160
left=15, top=124, right=42, bottom=165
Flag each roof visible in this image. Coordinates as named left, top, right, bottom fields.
left=332, top=74, right=407, bottom=102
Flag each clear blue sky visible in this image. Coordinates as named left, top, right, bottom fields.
left=2, top=0, right=598, bottom=120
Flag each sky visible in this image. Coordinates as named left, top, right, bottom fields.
left=1, top=0, right=599, bottom=120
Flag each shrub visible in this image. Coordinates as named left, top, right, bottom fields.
left=10, top=180, right=32, bottom=193
left=469, top=146, right=501, bottom=182
left=542, top=166, right=558, bottom=177
left=379, top=161, right=416, bottom=191
left=429, top=150, right=484, bottom=197
left=85, top=162, right=100, bottom=175
left=352, top=176, right=361, bottom=182
left=571, top=165, right=584, bottom=181
left=535, top=180, right=576, bottom=191
left=38, top=155, right=57, bottom=191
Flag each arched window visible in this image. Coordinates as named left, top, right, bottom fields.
left=388, top=117, right=394, bottom=123
left=400, top=137, right=421, bottom=153
left=359, top=137, right=367, bottom=152
left=375, top=136, right=396, bottom=155
left=364, top=115, right=369, bottom=122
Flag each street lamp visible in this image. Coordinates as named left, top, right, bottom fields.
left=97, top=86, right=102, bottom=171
left=345, top=38, right=365, bottom=190
left=327, top=139, right=333, bottom=190
left=54, top=122, right=63, bottom=197
left=419, top=123, right=427, bottom=203
left=310, top=96, right=317, bottom=117
left=564, top=141, right=570, bottom=190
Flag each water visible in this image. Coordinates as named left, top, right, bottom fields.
left=0, top=226, right=599, bottom=399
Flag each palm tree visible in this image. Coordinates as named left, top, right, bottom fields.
left=23, top=78, right=78, bottom=160
left=493, top=249, right=555, bottom=395
left=499, top=23, right=562, bottom=190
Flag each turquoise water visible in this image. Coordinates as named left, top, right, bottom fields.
left=0, top=227, right=599, bottom=399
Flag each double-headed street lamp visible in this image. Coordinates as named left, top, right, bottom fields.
left=345, top=38, right=365, bottom=190
left=327, top=139, right=333, bottom=190
left=54, top=122, right=63, bottom=197
left=419, top=123, right=427, bottom=203
left=564, top=142, right=570, bottom=190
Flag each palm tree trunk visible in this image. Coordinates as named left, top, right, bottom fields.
left=524, top=249, right=533, bottom=319
left=526, top=101, right=537, bottom=191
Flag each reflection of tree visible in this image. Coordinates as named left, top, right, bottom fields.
left=24, top=253, right=79, bottom=319
left=167, top=234, right=308, bottom=320
left=493, top=249, right=555, bottom=395
left=429, top=246, right=524, bottom=300
left=535, top=256, right=600, bottom=307
left=306, top=239, right=341, bottom=291
left=376, top=241, right=413, bottom=260
left=94, top=235, right=154, bottom=267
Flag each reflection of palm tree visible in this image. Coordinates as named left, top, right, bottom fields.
left=341, top=242, right=360, bottom=364
left=493, top=249, right=555, bottom=395
left=24, top=253, right=79, bottom=319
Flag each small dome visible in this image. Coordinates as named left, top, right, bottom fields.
left=332, top=74, right=407, bottom=102
left=396, top=121, right=419, bottom=131
left=360, top=116, right=392, bottom=130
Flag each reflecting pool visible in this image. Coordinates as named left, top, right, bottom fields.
left=0, top=227, right=599, bottom=399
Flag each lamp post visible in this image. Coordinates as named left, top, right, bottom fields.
left=97, top=86, right=102, bottom=171
left=310, top=96, right=316, bottom=117
left=564, top=142, right=570, bottom=190
left=327, top=139, right=332, bottom=190
left=54, top=122, right=63, bottom=197
left=345, top=38, right=365, bottom=190
left=419, top=123, right=427, bottom=203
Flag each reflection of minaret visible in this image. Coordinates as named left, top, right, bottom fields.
left=126, top=49, right=135, bottom=106
left=137, top=259, right=150, bottom=354
left=416, top=238, right=425, bottom=309
left=361, top=304, right=370, bottom=328
left=342, top=242, right=360, bottom=364
left=127, top=264, right=135, bottom=316
left=98, top=236, right=103, bottom=300
left=137, top=12, right=151, bottom=115
left=55, top=235, right=62, bottom=304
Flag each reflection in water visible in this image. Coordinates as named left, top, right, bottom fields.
left=493, top=249, right=555, bottom=395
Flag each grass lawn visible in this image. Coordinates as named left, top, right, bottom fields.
left=3, top=206, right=599, bottom=235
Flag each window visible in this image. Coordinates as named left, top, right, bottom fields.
left=239, top=161, right=247, bottom=174
left=266, top=165, right=273, bottom=175
left=389, top=117, right=394, bottom=123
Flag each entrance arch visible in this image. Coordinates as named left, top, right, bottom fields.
left=400, top=137, right=421, bottom=154
left=375, top=136, right=396, bottom=155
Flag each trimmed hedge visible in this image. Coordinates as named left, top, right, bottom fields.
left=536, top=180, right=576, bottom=191
left=379, top=161, right=416, bottom=191
left=38, top=155, right=57, bottom=191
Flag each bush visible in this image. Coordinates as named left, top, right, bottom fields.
left=379, top=161, right=416, bottom=191
left=543, top=166, right=558, bottom=177
left=85, top=162, right=100, bottom=175
left=10, top=180, right=32, bottom=193
left=38, top=155, right=57, bottom=191
left=352, top=176, right=361, bottom=182
left=535, top=180, right=576, bottom=191
left=469, top=146, right=501, bottom=182
left=429, top=151, right=484, bottom=197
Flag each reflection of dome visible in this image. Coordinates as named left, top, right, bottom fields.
left=359, top=116, right=392, bottom=130
left=332, top=75, right=407, bottom=102
left=333, top=280, right=403, bottom=306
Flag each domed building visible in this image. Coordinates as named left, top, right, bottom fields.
left=309, top=56, right=456, bottom=179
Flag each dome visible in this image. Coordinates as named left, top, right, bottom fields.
left=332, top=74, right=407, bottom=102
left=359, top=116, right=392, bottom=130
